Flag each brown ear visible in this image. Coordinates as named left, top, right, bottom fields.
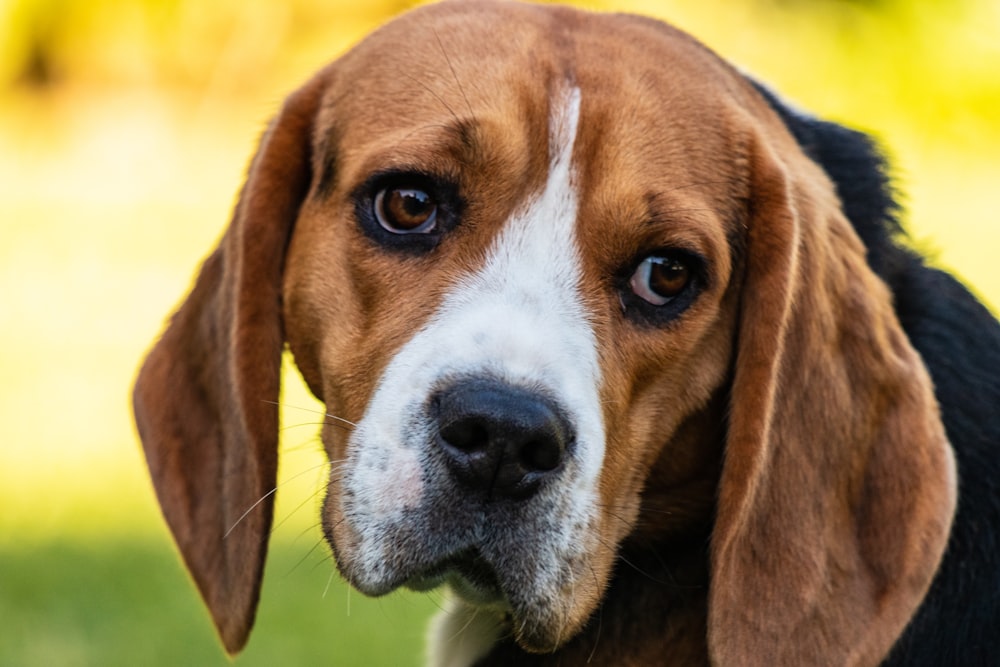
left=708, top=134, right=956, bottom=665
left=133, top=73, right=328, bottom=654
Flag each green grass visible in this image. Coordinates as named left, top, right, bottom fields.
left=0, top=537, right=439, bottom=666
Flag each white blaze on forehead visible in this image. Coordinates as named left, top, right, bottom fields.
left=344, top=86, right=605, bottom=584
left=438, top=86, right=595, bottom=398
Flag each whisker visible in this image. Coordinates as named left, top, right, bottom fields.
left=323, top=413, right=358, bottom=429
left=422, top=589, right=450, bottom=615
left=433, top=28, right=474, bottom=118
left=327, top=459, right=348, bottom=481
left=585, top=567, right=604, bottom=663
left=402, top=71, right=460, bottom=124
left=279, top=435, right=324, bottom=455
left=446, top=600, right=483, bottom=643
left=311, top=550, right=336, bottom=572
left=261, top=399, right=358, bottom=429
left=262, top=399, right=325, bottom=415
left=284, top=536, right=328, bottom=578
left=632, top=506, right=677, bottom=516
left=614, top=550, right=670, bottom=586
left=224, top=460, right=331, bottom=538
left=271, top=484, right=325, bottom=535
left=322, top=567, right=338, bottom=600
left=297, top=519, right=324, bottom=541
left=279, top=421, right=328, bottom=433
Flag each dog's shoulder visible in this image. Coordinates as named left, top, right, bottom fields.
left=749, top=75, right=1000, bottom=665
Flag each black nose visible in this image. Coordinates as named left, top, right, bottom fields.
left=433, top=379, right=572, bottom=500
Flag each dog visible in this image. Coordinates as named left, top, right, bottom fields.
left=133, top=1, right=1000, bottom=664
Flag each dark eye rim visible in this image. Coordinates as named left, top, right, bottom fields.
left=352, top=170, right=463, bottom=253
left=618, top=248, right=708, bottom=326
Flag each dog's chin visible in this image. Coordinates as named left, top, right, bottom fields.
left=341, top=543, right=594, bottom=654
left=404, top=548, right=507, bottom=607
left=415, top=552, right=601, bottom=654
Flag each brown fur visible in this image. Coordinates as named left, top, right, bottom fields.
left=134, top=1, right=956, bottom=663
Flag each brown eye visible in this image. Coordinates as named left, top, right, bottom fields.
left=629, top=254, right=692, bottom=305
left=374, top=186, right=438, bottom=234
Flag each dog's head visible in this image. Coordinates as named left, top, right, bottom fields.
left=134, top=2, right=956, bottom=663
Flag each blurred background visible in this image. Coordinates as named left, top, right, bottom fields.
left=1, top=0, right=997, bottom=664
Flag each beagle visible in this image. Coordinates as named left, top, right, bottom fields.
left=133, top=1, right=1000, bottom=665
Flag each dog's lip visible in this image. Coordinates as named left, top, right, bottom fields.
left=404, top=548, right=505, bottom=603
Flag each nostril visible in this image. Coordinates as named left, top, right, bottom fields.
left=519, top=439, right=561, bottom=472
left=439, top=418, right=489, bottom=453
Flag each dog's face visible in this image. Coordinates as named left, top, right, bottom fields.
left=284, top=4, right=740, bottom=649
left=134, top=1, right=957, bottom=663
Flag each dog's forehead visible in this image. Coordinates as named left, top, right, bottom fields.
left=324, top=2, right=746, bottom=158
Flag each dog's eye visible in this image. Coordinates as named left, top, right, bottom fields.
left=374, top=186, right=438, bottom=234
left=629, top=254, right=692, bottom=305
left=354, top=172, right=462, bottom=252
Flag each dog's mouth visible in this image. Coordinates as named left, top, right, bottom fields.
left=329, top=481, right=608, bottom=653
left=404, top=548, right=506, bottom=606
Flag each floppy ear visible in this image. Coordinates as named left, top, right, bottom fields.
left=133, top=73, right=327, bottom=654
left=708, top=134, right=957, bottom=665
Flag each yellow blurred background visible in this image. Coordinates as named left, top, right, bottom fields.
left=1, top=0, right=997, bottom=664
